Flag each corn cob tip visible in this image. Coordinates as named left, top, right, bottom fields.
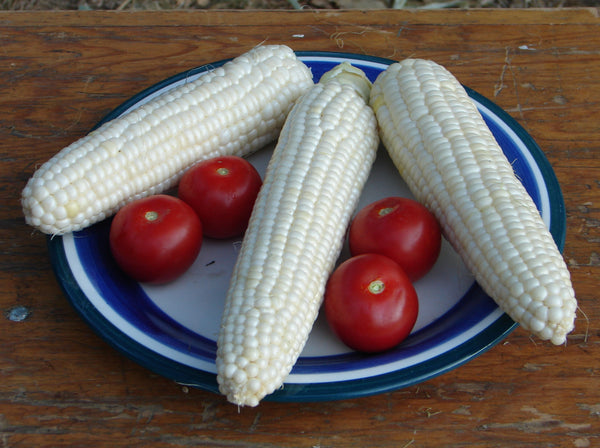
left=320, top=62, right=372, bottom=102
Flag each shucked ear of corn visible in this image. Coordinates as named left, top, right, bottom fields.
left=216, top=62, right=379, bottom=407
left=370, top=58, right=577, bottom=345
left=21, top=44, right=313, bottom=236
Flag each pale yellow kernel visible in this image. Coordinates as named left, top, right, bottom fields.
left=65, top=202, right=80, bottom=219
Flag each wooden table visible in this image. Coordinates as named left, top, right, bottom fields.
left=2, top=8, right=599, bottom=447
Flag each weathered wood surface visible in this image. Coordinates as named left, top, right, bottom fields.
left=1, top=9, right=599, bottom=447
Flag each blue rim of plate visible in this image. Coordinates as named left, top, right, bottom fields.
left=47, top=51, right=566, bottom=403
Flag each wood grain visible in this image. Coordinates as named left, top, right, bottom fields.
left=1, top=9, right=599, bottom=448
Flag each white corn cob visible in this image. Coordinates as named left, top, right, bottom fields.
left=370, top=58, right=576, bottom=345
left=21, top=45, right=313, bottom=235
left=216, top=62, right=379, bottom=406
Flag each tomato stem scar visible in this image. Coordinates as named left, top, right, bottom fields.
left=368, top=279, right=385, bottom=294
left=216, top=167, right=230, bottom=176
left=378, top=206, right=395, bottom=217
left=145, top=211, right=159, bottom=221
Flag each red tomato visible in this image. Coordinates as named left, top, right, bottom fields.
left=348, top=196, right=442, bottom=281
left=109, top=194, right=202, bottom=284
left=324, top=254, right=419, bottom=353
left=178, top=156, right=262, bottom=239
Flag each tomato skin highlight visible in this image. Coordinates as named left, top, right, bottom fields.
left=324, top=253, right=419, bottom=353
left=109, top=194, right=203, bottom=284
left=178, top=156, right=262, bottom=239
left=349, top=196, right=442, bottom=281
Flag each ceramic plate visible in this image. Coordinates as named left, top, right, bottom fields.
left=48, top=52, right=566, bottom=402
